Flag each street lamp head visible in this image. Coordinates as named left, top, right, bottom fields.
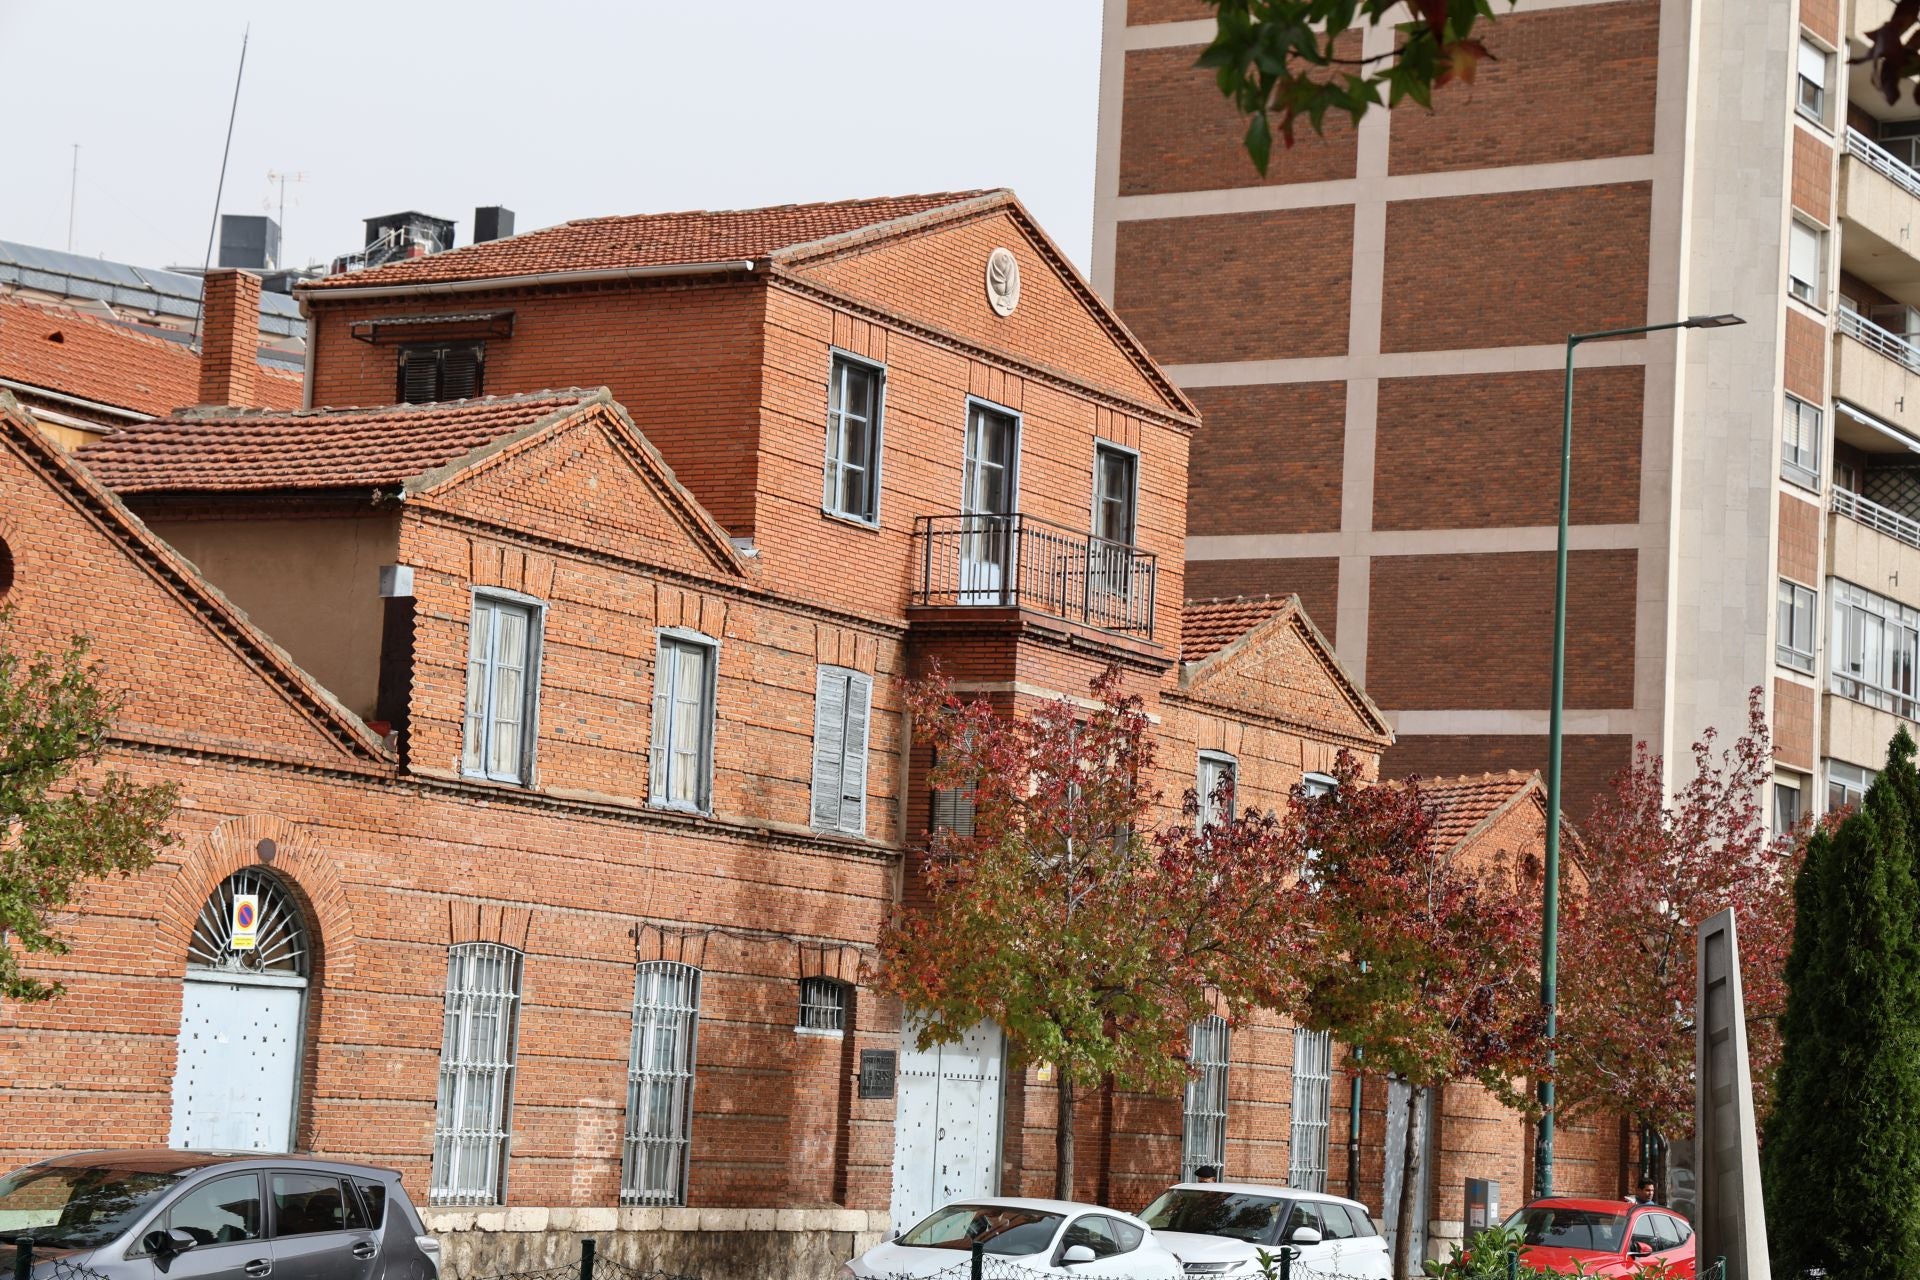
left=1684, top=313, right=1746, bottom=328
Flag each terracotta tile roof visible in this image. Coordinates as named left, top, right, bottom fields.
left=302, top=191, right=1000, bottom=291
left=1416, top=771, right=1543, bottom=851
left=78, top=389, right=601, bottom=495
left=0, top=294, right=303, bottom=416
left=1181, top=594, right=1294, bottom=662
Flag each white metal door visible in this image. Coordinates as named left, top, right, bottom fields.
left=890, top=1017, right=1005, bottom=1234
left=168, top=974, right=304, bottom=1151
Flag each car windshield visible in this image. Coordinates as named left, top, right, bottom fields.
left=897, top=1205, right=1064, bottom=1256
left=1140, top=1189, right=1289, bottom=1245
left=0, top=1165, right=184, bottom=1250
left=1503, top=1207, right=1627, bottom=1252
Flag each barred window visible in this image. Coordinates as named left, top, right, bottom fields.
left=431, top=943, right=522, bottom=1206
left=624, top=962, right=701, bottom=1205
left=797, top=977, right=850, bottom=1033
left=1182, top=1016, right=1229, bottom=1181
left=1289, top=1028, right=1333, bottom=1192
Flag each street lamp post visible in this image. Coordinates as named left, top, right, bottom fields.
left=1532, top=312, right=1744, bottom=1203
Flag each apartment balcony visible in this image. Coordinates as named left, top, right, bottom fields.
left=1849, top=0, right=1920, bottom=118
left=1840, top=130, right=1920, bottom=301
left=910, top=512, right=1159, bottom=643
left=1833, top=308, right=1920, bottom=443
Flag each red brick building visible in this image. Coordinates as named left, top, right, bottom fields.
left=0, top=194, right=1563, bottom=1275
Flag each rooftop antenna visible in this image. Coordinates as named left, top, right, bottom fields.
left=193, top=24, right=250, bottom=345
left=267, top=169, right=308, bottom=261
left=66, top=144, right=79, bottom=251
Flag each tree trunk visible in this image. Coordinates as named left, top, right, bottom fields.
left=1055, top=1075, right=1076, bottom=1201
left=1393, top=1086, right=1420, bottom=1280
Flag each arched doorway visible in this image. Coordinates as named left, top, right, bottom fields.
left=167, top=868, right=311, bottom=1151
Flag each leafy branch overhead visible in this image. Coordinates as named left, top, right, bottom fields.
left=1200, top=0, right=1511, bottom=172
left=0, top=612, right=179, bottom=1002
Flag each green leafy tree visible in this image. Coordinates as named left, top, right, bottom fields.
left=879, top=667, right=1314, bottom=1198
left=1763, top=729, right=1920, bottom=1279
left=1203, top=1, right=1920, bottom=173
left=1, top=612, right=179, bottom=1001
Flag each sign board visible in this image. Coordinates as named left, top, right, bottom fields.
left=230, top=894, right=260, bottom=951
left=859, top=1049, right=896, bottom=1099
left=1695, top=909, right=1770, bottom=1278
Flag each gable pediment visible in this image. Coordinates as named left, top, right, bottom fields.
left=1179, top=599, right=1392, bottom=746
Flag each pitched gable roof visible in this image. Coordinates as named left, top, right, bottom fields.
left=0, top=391, right=389, bottom=767
left=300, top=192, right=998, bottom=291
left=1177, top=594, right=1393, bottom=746
left=0, top=294, right=301, bottom=417
left=1417, top=770, right=1547, bottom=853
left=79, top=389, right=601, bottom=495
left=76, top=388, right=749, bottom=579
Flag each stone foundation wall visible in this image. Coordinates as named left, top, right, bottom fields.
left=422, top=1207, right=892, bottom=1280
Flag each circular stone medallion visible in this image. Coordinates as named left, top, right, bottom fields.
left=985, top=247, right=1021, bottom=317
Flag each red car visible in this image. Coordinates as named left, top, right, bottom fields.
left=1501, top=1198, right=1697, bottom=1276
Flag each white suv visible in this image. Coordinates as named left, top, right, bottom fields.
left=1140, top=1182, right=1391, bottom=1279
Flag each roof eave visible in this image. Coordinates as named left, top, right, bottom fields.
left=297, top=259, right=759, bottom=302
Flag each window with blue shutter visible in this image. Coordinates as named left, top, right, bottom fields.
left=810, top=666, right=872, bottom=835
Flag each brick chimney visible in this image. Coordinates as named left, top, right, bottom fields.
left=197, top=268, right=262, bottom=407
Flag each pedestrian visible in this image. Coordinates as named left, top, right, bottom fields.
left=1194, top=1165, right=1220, bottom=1184
left=1628, top=1178, right=1658, bottom=1205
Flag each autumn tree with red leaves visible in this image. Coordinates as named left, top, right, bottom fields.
left=1292, top=753, right=1546, bottom=1280
left=878, top=668, right=1315, bottom=1199
left=1555, top=689, right=1802, bottom=1163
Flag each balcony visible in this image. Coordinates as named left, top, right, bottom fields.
left=1834, top=308, right=1920, bottom=440
left=1834, top=485, right=1920, bottom=550
left=1840, top=130, right=1920, bottom=301
left=912, top=513, right=1158, bottom=638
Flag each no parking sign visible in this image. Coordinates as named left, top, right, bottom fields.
left=231, top=894, right=260, bottom=950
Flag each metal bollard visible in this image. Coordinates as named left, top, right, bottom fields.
left=970, top=1240, right=984, bottom=1280
left=1507, top=1249, right=1519, bottom=1280
left=579, top=1236, right=595, bottom=1280
left=1279, top=1245, right=1292, bottom=1280
left=13, top=1239, right=30, bottom=1280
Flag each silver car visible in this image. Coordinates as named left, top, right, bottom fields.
left=0, top=1151, right=440, bottom=1280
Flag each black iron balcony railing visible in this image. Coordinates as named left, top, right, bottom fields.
left=912, top=512, right=1158, bottom=638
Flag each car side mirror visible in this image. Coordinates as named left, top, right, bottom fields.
left=1290, top=1226, right=1323, bottom=1245
left=145, top=1229, right=197, bottom=1256
left=1062, top=1244, right=1097, bottom=1265
left=1632, top=1240, right=1654, bottom=1256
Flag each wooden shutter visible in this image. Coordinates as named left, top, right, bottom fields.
left=930, top=735, right=976, bottom=837
left=399, top=346, right=440, bottom=404
left=838, top=673, right=871, bottom=835
left=649, top=643, right=675, bottom=805
left=810, top=668, right=849, bottom=831
left=441, top=343, right=484, bottom=401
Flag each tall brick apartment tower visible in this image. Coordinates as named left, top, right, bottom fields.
left=1096, top=0, right=1920, bottom=822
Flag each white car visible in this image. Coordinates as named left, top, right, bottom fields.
left=847, top=1197, right=1185, bottom=1278
left=1140, top=1182, right=1392, bottom=1279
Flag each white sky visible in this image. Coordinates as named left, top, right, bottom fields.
left=1, top=0, right=1107, bottom=275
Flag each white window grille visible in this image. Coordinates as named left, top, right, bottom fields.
left=431, top=943, right=522, bottom=1206
left=1182, top=1016, right=1230, bottom=1181
left=650, top=634, right=717, bottom=812
left=624, top=961, right=701, bottom=1205
left=1829, top=578, right=1920, bottom=717
left=1777, top=580, right=1817, bottom=673
left=798, top=977, right=849, bottom=1033
left=1789, top=220, right=1826, bottom=307
left=186, top=868, right=309, bottom=977
left=811, top=667, right=874, bottom=835
left=1826, top=759, right=1876, bottom=812
left=1782, top=396, right=1822, bottom=489
left=1289, top=1028, right=1333, bottom=1192
left=1798, top=38, right=1829, bottom=124
left=1197, top=752, right=1237, bottom=830
left=462, top=595, right=541, bottom=784
left=824, top=355, right=884, bottom=523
